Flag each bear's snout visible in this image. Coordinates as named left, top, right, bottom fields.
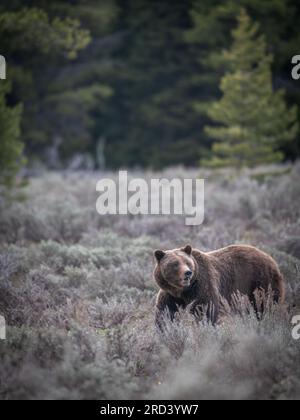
left=181, top=269, right=193, bottom=287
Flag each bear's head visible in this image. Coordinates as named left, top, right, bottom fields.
left=153, top=245, right=196, bottom=295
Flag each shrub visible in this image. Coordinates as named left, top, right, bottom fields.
left=0, top=165, right=300, bottom=399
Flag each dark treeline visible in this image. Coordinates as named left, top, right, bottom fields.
left=1, top=0, right=300, bottom=172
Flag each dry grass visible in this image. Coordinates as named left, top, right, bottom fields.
left=0, top=163, right=300, bottom=400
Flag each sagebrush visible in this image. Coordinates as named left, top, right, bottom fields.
left=0, top=164, right=300, bottom=400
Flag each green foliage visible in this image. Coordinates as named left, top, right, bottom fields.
left=30, top=0, right=119, bottom=165
left=0, top=82, right=23, bottom=187
left=202, top=10, right=298, bottom=168
left=187, top=0, right=300, bottom=163
left=0, top=7, right=90, bottom=58
left=100, top=0, right=202, bottom=169
left=1, top=1, right=300, bottom=169
left=0, top=1, right=93, bottom=173
left=44, top=84, right=113, bottom=161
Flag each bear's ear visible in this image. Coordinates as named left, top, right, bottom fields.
left=154, top=250, right=166, bottom=262
left=182, top=244, right=192, bottom=255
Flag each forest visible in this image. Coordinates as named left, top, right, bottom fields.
left=0, top=0, right=300, bottom=181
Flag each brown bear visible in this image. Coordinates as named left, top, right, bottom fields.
left=153, top=244, right=285, bottom=328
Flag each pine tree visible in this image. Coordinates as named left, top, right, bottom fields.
left=104, top=0, right=201, bottom=169
left=0, top=82, right=23, bottom=187
left=0, top=1, right=92, bottom=167
left=203, top=9, right=298, bottom=168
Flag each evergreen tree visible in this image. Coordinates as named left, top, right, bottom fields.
left=0, top=82, right=23, bottom=187
left=34, top=0, right=118, bottom=166
left=2, top=1, right=300, bottom=170
left=0, top=1, right=92, bottom=167
left=188, top=0, right=300, bottom=162
left=203, top=9, right=298, bottom=168
left=103, top=0, right=202, bottom=169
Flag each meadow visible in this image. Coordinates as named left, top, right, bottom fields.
left=0, top=164, right=300, bottom=400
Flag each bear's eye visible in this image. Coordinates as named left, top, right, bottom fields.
left=172, top=261, right=179, bottom=269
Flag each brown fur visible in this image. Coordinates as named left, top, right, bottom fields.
left=153, top=244, right=285, bottom=327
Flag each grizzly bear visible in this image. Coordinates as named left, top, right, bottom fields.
left=154, top=244, right=285, bottom=328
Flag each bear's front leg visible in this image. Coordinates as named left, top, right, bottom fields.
left=155, top=290, right=184, bottom=331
